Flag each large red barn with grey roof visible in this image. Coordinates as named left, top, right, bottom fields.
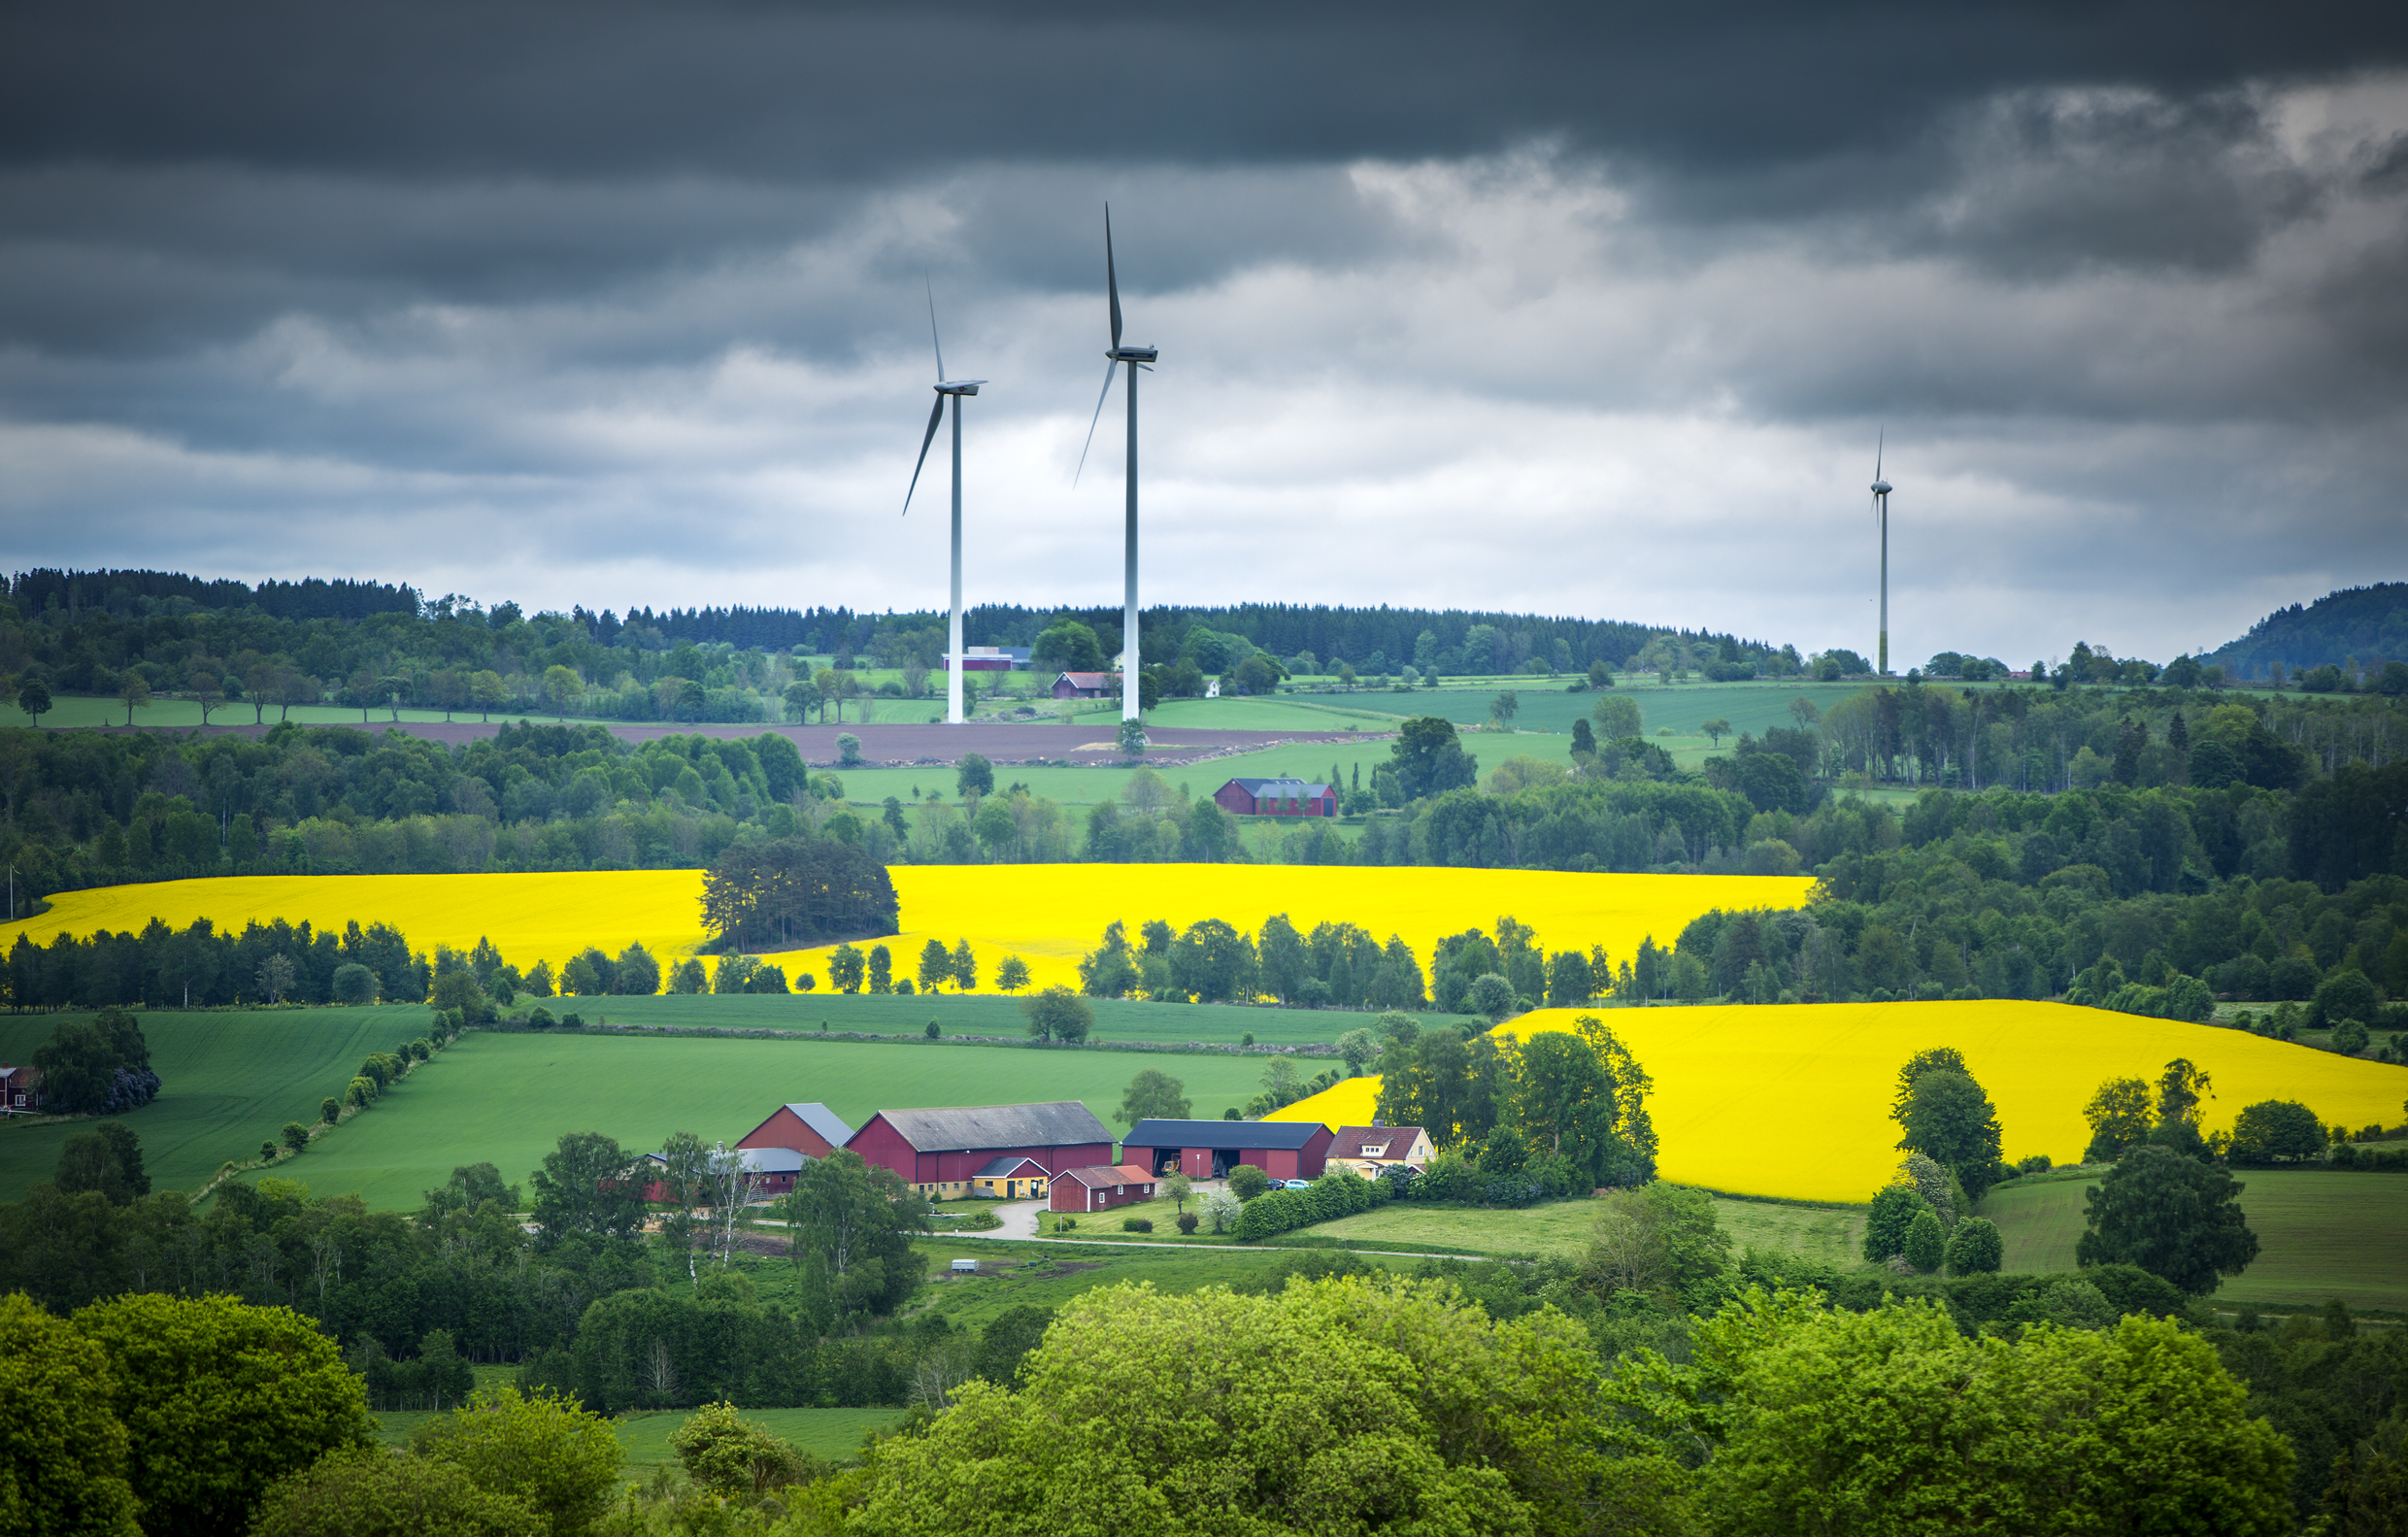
left=847, top=1101, right=1115, bottom=1199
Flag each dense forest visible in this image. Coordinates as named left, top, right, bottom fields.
left=2208, top=582, right=2408, bottom=681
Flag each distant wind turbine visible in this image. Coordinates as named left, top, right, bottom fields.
left=1074, top=207, right=1158, bottom=724
left=1870, top=433, right=1893, bottom=676
left=904, top=283, right=986, bottom=725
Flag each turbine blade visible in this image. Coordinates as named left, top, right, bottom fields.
left=1874, top=426, right=1884, bottom=482
left=904, top=393, right=945, bottom=514
left=925, top=278, right=945, bottom=382
left=1105, top=205, right=1122, bottom=351
left=1073, top=357, right=1119, bottom=486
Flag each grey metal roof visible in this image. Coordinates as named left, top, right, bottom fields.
left=1123, top=1119, right=1326, bottom=1150
left=739, top=1147, right=806, bottom=1173
left=868, top=1100, right=1112, bottom=1152
left=782, top=1103, right=855, bottom=1148
left=973, top=1154, right=1050, bottom=1178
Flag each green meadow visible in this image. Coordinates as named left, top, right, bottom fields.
left=1982, top=1170, right=2408, bottom=1312
left=0, top=1006, right=429, bottom=1200
left=554, top=991, right=1473, bottom=1049
left=222, top=1029, right=1283, bottom=1210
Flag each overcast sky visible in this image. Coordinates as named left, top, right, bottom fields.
left=5, top=1, right=2405, bottom=665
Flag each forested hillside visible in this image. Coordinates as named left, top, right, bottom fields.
left=2208, top=583, right=2408, bottom=681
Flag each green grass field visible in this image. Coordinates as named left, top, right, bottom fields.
left=226, top=1030, right=1288, bottom=1210
left=548, top=990, right=1471, bottom=1050
left=1982, top=1170, right=2408, bottom=1312
left=1295, top=1192, right=1864, bottom=1260
left=0, top=1006, right=433, bottom=1201
left=373, top=1400, right=902, bottom=1472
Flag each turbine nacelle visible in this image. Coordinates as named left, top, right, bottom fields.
left=936, top=380, right=986, bottom=396
left=1108, top=347, right=1158, bottom=364
left=1871, top=479, right=1891, bottom=496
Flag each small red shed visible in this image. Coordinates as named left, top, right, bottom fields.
left=0, top=1066, right=43, bottom=1115
left=1050, top=1164, right=1158, bottom=1214
left=1211, top=778, right=1338, bottom=818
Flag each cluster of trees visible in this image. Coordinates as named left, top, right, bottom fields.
left=699, top=835, right=901, bottom=951
left=24, top=1005, right=160, bottom=1114
left=0, top=721, right=861, bottom=900
left=6, top=916, right=427, bottom=1012
left=1375, top=1014, right=1659, bottom=1190
left=1075, top=915, right=1432, bottom=1009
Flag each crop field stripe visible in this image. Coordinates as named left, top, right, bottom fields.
left=0, top=1007, right=431, bottom=1199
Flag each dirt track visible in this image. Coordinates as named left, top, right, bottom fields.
left=90, top=718, right=1387, bottom=767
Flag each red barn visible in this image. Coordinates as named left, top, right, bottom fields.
left=1120, top=1119, right=1334, bottom=1182
left=0, top=1066, right=43, bottom=1115
left=1212, top=778, right=1338, bottom=818
left=847, top=1101, right=1115, bottom=1199
left=1051, top=1164, right=1158, bottom=1214
left=737, top=1102, right=854, bottom=1160
left=1051, top=671, right=1116, bottom=699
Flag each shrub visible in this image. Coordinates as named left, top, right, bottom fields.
left=925, top=1019, right=940, bottom=1039
left=1232, top=1188, right=1310, bottom=1241
left=281, top=1122, right=311, bottom=1154
left=1176, top=1213, right=1199, bottom=1235
left=961, top=1209, right=1002, bottom=1231
left=1200, top=1190, right=1241, bottom=1234
left=319, top=1098, right=341, bottom=1124
left=2228, top=1099, right=2324, bottom=1164
left=1226, top=1165, right=1271, bottom=1201
left=2016, top=1153, right=2053, bottom=1175
left=1121, top=1218, right=1154, bottom=1233
left=330, top=963, right=379, bottom=1006
left=1945, top=1217, right=2004, bottom=1275
left=1904, top=1209, right=1947, bottom=1273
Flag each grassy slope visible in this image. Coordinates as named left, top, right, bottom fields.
left=1981, top=1170, right=2408, bottom=1311
left=242, top=1030, right=1283, bottom=1210
left=581, top=991, right=1473, bottom=1049
left=1299, top=1194, right=1863, bottom=1261
left=0, top=1006, right=433, bottom=1200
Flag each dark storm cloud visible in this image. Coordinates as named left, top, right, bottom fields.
left=1, top=0, right=2404, bottom=665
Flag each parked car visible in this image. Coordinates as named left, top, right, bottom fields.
left=1279, top=1179, right=1315, bottom=1190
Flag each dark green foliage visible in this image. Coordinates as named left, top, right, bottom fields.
left=2078, top=1144, right=2261, bottom=1294
left=1944, top=1216, right=2004, bottom=1275
left=1388, top=716, right=1479, bottom=801
left=698, top=835, right=898, bottom=951
left=1862, top=1185, right=1931, bottom=1262
left=971, top=1306, right=1054, bottom=1387
left=2227, top=1100, right=2327, bottom=1164
left=1020, top=986, right=1093, bottom=1043
left=527, top=1132, right=646, bottom=1249
left=1898, top=1069, right=2006, bottom=1200
left=31, top=1008, right=157, bottom=1115
left=1903, top=1209, right=1946, bottom=1272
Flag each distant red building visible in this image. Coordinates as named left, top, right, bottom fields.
left=1212, top=778, right=1338, bottom=818
left=846, top=1101, right=1115, bottom=1199
left=0, top=1065, right=42, bottom=1115
left=1051, top=1164, right=1158, bottom=1214
left=736, top=1102, right=855, bottom=1161
left=1120, top=1119, right=1334, bottom=1182
left=1051, top=671, right=1116, bottom=699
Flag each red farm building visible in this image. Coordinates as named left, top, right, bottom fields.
left=1212, top=778, right=1338, bottom=818
left=0, top=1066, right=43, bottom=1115
left=846, top=1101, right=1115, bottom=1199
left=738, top=1102, right=855, bottom=1161
left=1051, top=671, right=1116, bottom=699
left=1051, top=1164, right=1158, bottom=1214
left=1120, top=1119, right=1334, bottom=1182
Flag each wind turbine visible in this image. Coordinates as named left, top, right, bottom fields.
left=904, top=283, right=986, bottom=725
left=1870, top=433, right=1892, bottom=676
left=1074, top=206, right=1158, bottom=724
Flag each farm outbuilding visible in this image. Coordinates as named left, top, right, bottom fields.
left=737, top=1102, right=855, bottom=1161
left=0, top=1065, right=43, bottom=1114
left=943, top=646, right=1031, bottom=672
left=1051, top=1164, right=1158, bottom=1214
left=847, top=1100, right=1115, bottom=1199
left=1051, top=671, right=1116, bottom=699
left=1120, top=1119, right=1334, bottom=1182
left=1212, top=779, right=1338, bottom=818
left=971, top=1155, right=1051, bottom=1200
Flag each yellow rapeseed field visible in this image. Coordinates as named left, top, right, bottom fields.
left=15, top=866, right=1810, bottom=994
left=17, top=872, right=713, bottom=976
left=768, top=864, right=1815, bottom=992
left=1270, top=1001, right=2408, bottom=1203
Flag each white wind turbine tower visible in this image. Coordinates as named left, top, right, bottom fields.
left=1074, top=206, right=1158, bottom=724
left=903, top=284, right=986, bottom=725
left=1870, top=432, right=1893, bottom=676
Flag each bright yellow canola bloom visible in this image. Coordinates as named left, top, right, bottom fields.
left=17, top=872, right=712, bottom=977
left=763, top=864, right=1815, bottom=992
left=17, top=866, right=1809, bottom=996
left=1272, top=1000, right=2408, bottom=1203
